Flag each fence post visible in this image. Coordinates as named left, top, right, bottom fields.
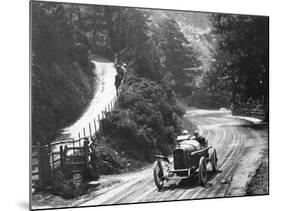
left=114, top=95, right=117, bottom=108
left=39, top=145, right=52, bottom=187
left=89, top=122, right=92, bottom=137
left=73, top=140, right=75, bottom=150
left=84, top=140, right=89, bottom=168
left=78, top=134, right=81, bottom=148
left=102, top=109, right=105, bottom=118
left=93, top=118, right=97, bottom=135
left=98, top=114, right=101, bottom=132
left=60, top=145, right=64, bottom=168
left=64, top=145, right=68, bottom=165
left=78, top=133, right=81, bottom=149
left=51, top=152, right=55, bottom=177
left=83, top=127, right=86, bottom=137
left=64, top=145, right=68, bottom=157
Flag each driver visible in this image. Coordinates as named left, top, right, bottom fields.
left=192, top=130, right=207, bottom=148
left=176, top=130, right=201, bottom=150
left=182, top=129, right=189, bottom=135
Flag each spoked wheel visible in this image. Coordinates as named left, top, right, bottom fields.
left=210, top=148, right=218, bottom=172
left=153, top=160, right=165, bottom=190
left=198, top=157, right=207, bottom=186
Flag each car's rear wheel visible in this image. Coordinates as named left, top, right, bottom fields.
left=198, top=156, right=207, bottom=186
left=153, top=160, right=165, bottom=190
left=210, top=148, right=218, bottom=172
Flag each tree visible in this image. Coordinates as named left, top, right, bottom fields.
left=152, top=18, right=202, bottom=96
left=210, top=14, right=268, bottom=111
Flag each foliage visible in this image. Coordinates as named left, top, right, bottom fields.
left=101, top=73, right=183, bottom=162
left=210, top=14, right=268, bottom=108
left=190, top=14, right=269, bottom=111
left=154, top=18, right=202, bottom=96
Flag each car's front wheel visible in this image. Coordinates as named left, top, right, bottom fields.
left=198, top=156, right=207, bottom=186
left=153, top=160, right=165, bottom=190
left=210, top=148, right=218, bottom=172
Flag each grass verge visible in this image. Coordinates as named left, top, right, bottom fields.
left=246, top=149, right=269, bottom=195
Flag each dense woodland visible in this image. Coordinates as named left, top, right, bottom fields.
left=192, top=14, right=269, bottom=113
left=32, top=2, right=269, bottom=172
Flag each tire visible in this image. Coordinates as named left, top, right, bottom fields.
left=198, top=157, right=207, bottom=186
left=210, top=148, right=218, bottom=172
left=153, top=160, right=165, bottom=190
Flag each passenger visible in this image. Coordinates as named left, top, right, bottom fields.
left=182, top=130, right=188, bottom=135
left=192, top=130, right=207, bottom=148
left=182, top=130, right=191, bottom=139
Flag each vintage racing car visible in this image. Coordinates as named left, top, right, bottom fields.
left=153, top=134, right=218, bottom=189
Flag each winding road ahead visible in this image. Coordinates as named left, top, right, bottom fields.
left=62, top=61, right=117, bottom=140
left=77, top=110, right=268, bottom=206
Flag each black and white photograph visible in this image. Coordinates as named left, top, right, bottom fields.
left=30, top=0, right=269, bottom=210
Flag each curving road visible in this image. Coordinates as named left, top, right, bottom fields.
left=77, top=110, right=268, bottom=206
left=62, top=61, right=117, bottom=140
left=46, top=61, right=117, bottom=154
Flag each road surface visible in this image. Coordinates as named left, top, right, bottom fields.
left=75, top=110, right=268, bottom=206
left=62, top=61, right=117, bottom=140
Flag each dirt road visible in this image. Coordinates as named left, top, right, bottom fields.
left=77, top=110, right=268, bottom=206
left=62, top=61, right=117, bottom=140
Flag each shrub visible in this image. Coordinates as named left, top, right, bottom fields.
left=100, top=74, right=183, bottom=163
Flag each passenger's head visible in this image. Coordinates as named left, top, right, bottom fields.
left=182, top=130, right=189, bottom=135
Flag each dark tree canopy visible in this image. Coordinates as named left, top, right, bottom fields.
left=155, top=18, right=202, bottom=96
left=194, top=14, right=269, bottom=111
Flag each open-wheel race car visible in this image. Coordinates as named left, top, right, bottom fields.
left=153, top=134, right=218, bottom=189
